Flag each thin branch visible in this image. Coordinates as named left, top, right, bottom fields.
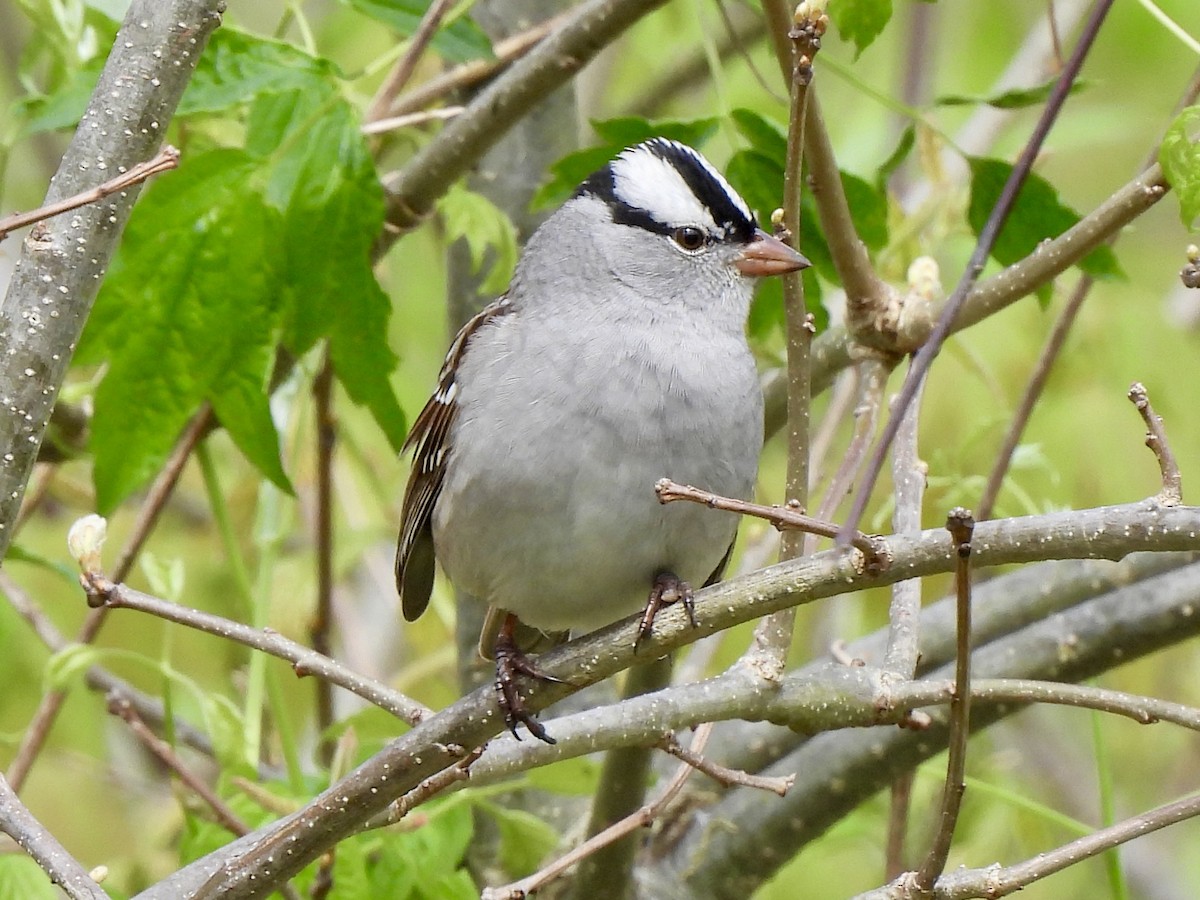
left=0, top=0, right=225, bottom=562
left=365, top=0, right=457, bottom=124
left=0, top=570, right=225, bottom=771
left=6, top=405, right=212, bottom=792
left=140, top=501, right=1200, bottom=899
left=386, top=746, right=483, bottom=823
left=976, top=274, right=1091, bottom=520
left=655, top=478, right=887, bottom=567
left=482, top=724, right=715, bottom=900
left=107, top=694, right=250, bottom=837
left=810, top=359, right=890, bottom=542
left=0, top=145, right=179, bottom=240
left=840, top=0, right=1118, bottom=544
left=311, top=354, right=336, bottom=756
left=748, top=0, right=820, bottom=678
left=382, top=0, right=672, bottom=233
left=657, top=732, right=793, bottom=796
left=915, top=509, right=976, bottom=890
left=0, top=772, right=110, bottom=900
left=886, top=772, right=915, bottom=881
left=901, top=679, right=1200, bottom=732
left=386, top=12, right=570, bottom=118
left=360, top=106, right=463, bottom=135
left=806, top=368, right=860, bottom=493
left=1128, top=382, right=1183, bottom=506
left=83, top=575, right=432, bottom=726
left=884, top=359, right=927, bottom=677
left=978, top=62, right=1200, bottom=521
left=927, top=792, right=1200, bottom=899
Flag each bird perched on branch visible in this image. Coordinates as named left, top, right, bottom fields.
left=396, top=138, right=808, bottom=742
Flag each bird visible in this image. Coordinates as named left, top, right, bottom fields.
left=396, top=138, right=809, bottom=742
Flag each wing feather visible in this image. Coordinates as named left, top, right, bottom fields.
left=395, top=298, right=512, bottom=621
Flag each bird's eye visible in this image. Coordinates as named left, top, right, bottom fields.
left=672, top=226, right=707, bottom=252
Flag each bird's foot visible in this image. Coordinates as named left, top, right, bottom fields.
left=635, top=571, right=697, bottom=650
left=494, top=620, right=567, bottom=744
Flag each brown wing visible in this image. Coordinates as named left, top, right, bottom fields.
left=395, top=298, right=512, bottom=621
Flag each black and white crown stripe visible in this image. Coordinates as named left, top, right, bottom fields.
left=576, top=138, right=757, bottom=243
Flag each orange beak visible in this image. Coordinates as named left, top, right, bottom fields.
left=734, top=229, right=811, bottom=277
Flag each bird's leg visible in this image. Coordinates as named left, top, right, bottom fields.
left=635, top=571, right=697, bottom=650
left=493, top=612, right=566, bottom=744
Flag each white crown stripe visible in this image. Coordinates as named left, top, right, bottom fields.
left=610, top=145, right=719, bottom=231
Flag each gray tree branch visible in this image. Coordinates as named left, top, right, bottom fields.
left=660, top=555, right=1200, bottom=898
left=0, top=772, right=109, bottom=899
left=135, top=501, right=1200, bottom=899
left=382, top=0, right=671, bottom=232
left=0, top=0, right=226, bottom=560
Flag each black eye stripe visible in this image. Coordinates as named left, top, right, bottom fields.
left=574, top=140, right=758, bottom=243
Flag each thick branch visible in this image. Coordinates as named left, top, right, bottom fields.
left=139, top=501, right=1200, bottom=899
left=0, top=0, right=225, bottom=560
left=668, top=554, right=1200, bottom=899
left=791, top=158, right=1172, bottom=408
left=0, top=773, right=109, bottom=899
left=382, top=0, right=671, bottom=231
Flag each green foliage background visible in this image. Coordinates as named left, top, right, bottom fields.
left=1, top=0, right=1200, bottom=897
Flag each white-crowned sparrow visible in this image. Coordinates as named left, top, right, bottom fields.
left=396, top=138, right=808, bottom=740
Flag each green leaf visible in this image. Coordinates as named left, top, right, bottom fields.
left=0, top=855, right=61, bottom=900
left=730, top=108, right=788, bottom=162
left=591, top=116, right=719, bottom=148
left=936, top=78, right=1085, bottom=111
left=344, top=0, right=493, bottom=62
left=85, top=150, right=289, bottom=511
left=200, top=693, right=254, bottom=775
left=838, top=170, right=889, bottom=251
left=14, top=59, right=103, bottom=135
left=1, top=543, right=77, bottom=583
left=724, top=150, right=853, bottom=329
left=44, top=644, right=104, bottom=691
left=967, top=157, right=1123, bottom=280
left=1160, top=105, right=1200, bottom=229
left=875, top=123, right=915, bottom=192
left=533, top=117, right=720, bottom=208
left=486, top=804, right=560, bottom=877
left=366, top=798, right=474, bottom=896
left=726, top=148, right=786, bottom=224
left=331, top=834, right=373, bottom=900
left=525, top=755, right=603, bottom=796
left=248, top=88, right=406, bottom=450
left=439, top=183, right=520, bottom=295
left=140, top=552, right=185, bottom=603
left=179, top=28, right=337, bottom=117
left=835, top=0, right=893, bottom=57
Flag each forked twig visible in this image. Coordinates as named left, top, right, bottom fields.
left=81, top=573, right=432, bottom=726
left=657, top=733, right=793, bottom=796
left=386, top=746, right=483, bottom=823
left=1128, top=382, right=1182, bottom=506
left=655, top=478, right=888, bottom=570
